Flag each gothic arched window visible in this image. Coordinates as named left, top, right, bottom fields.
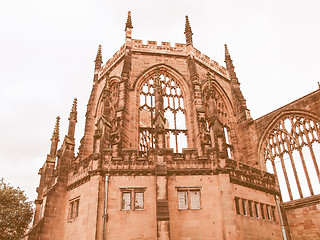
left=139, top=70, right=187, bottom=156
left=263, top=114, right=320, bottom=202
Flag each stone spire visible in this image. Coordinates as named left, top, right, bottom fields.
left=125, top=11, right=133, bottom=47
left=184, top=15, right=193, bottom=46
left=49, top=116, right=60, bottom=158
left=224, top=44, right=250, bottom=118
left=125, top=11, right=133, bottom=30
left=69, top=98, right=77, bottom=121
left=51, top=116, right=60, bottom=140
left=68, top=98, right=77, bottom=140
left=94, top=45, right=102, bottom=71
left=224, top=44, right=238, bottom=83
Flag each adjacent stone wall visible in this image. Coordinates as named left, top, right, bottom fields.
left=283, top=195, right=320, bottom=240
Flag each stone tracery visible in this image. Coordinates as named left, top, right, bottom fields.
left=139, top=70, right=187, bottom=156
left=263, top=114, right=320, bottom=201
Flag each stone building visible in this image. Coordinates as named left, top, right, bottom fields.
left=27, top=12, right=320, bottom=240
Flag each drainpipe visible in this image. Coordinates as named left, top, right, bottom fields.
left=275, top=195, right=288, bottom=240
left=103, top=176, right=109, bottom=239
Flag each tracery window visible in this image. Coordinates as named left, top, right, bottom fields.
left=139, top=71, right=187, bottom=156
left=263, top=115, right=320, bottom=202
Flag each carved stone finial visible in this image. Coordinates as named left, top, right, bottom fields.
left=94, top=45, right=102, bottom=70
left=184, top=15, right=193, bottom=46
left=69, top=98, right=77, bottom=121
left=52, top=116, right=60, bottom=140
left=125, top=11, right=133, bottom=30
left=224, top=44, right=230, bottom=56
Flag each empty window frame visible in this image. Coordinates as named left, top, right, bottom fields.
left=266, top=205, right=271, bottom=220
left=69, top=198, right=80, bottom=220
left=139, top=70, right=188, bottom=156
left=177, top=187, right=201, bottom=210
left=263, top=115, right=320, bottom=202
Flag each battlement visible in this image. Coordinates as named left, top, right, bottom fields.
left=98, top=40, right=229, bottom=80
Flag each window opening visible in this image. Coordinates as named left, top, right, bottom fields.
left=134, top=192, right=144, bottom=210
left=254, top=202, right=259, bottom=218
left=260, top=204, right=265, bottom=219
left=122, top=192, right=131, bottom=210
left=139, top=71, right=187, bottom=156
left=177, top=188, right=201, bottom=210
left=235, top=198, right=240, bottom=215
left=242, top=199, right=247, bottom=216
left=266, top=205, right=271, bottom=220
left=178, top=191, right=188, bottom=210
left=248, top=200, right=253, bottom=217
left=69, top=198, right=80, bottom=220
left=263, top=115, right=320, bottom=202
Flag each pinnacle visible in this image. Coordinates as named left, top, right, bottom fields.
left=69, top=98, right=77, bottom=121
left=184, top=15, right=193, bottom=46
left=125, top=11, right=133, bottom=30
left=225, top=44, right=230, bottom=56
left=95, top=45, right=102, bottom=61
left=94, top=45, right=102, bottom=70
left=52, top=116, right=60, bottom=140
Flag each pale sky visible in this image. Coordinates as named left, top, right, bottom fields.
left=1, top=0, right=320, bottom=203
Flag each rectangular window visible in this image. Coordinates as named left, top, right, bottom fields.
left=266, top=205, right=271, bottom=220
left=235, top=198, right=240, bottom=215
left=178, top=191, right=188, bottom=210
left=254, top=202, right=259, bottom=218
left=260, top=203, right=265, bottom=219
left=122, top=192, right=131, bottom=210
left=134, top=192, right=144, bottom=210
left=271, top=206, right=276, bottom=221
left=190, top=190, right=201, bottom=209
left=242, top=199, right=247, bottom=216
left=69, top=198, right=80, bottom=220
left=248, top=201, right=253, bottom=217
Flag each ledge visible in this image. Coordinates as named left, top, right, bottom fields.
left=282, top=194, right=320, bottom=210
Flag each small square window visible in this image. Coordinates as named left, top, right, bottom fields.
left=134, top=192, right=144, bottom=210
left=178, top=191, right=188, bottom=210
left=122, top=192, right=131, bottom=210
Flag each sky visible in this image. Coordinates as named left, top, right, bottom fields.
left=0, top=0, right=320, bottom=203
